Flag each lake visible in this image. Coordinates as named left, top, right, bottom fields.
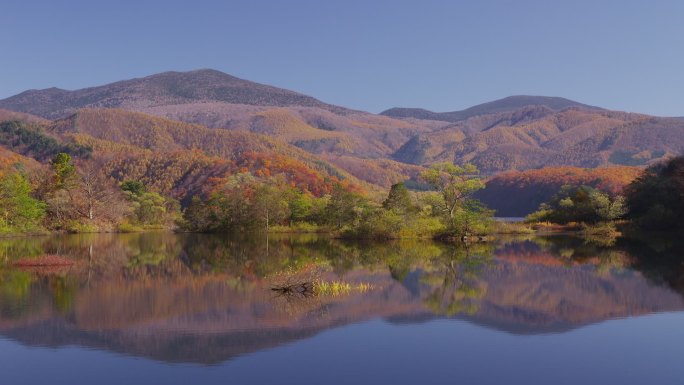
left=1, top=232, right=683, bottom=384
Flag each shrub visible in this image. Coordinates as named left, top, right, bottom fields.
left=117, top=222, right=144, bottom=233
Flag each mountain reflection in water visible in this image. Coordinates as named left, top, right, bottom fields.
left=0, top=232, right=682, bottom=365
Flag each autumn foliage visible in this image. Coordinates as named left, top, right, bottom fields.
left=51, top=109, right=366, bottom=198
left=477, top=166, right=643, bottom=216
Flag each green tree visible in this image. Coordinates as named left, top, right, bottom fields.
left=382, top=182, right=414, bottom=214
left=0, top=172, right=45, bottom=232
left=181, top=173, right=296, bottom=232
left=324, top=185, right=369, bottom=228
left=121, top=181, right=177, bottom=226
left=625, top=156, right=684, bottom=230
left=451, top=200, right=494, bottom=236
left=289, top=193, right=314, bottom=223
left=134, top=192, right=169, bottom=225
left=420, top=163, right=489, bottom=235
left=121, top=180, right=147, bottom=196
left=420, top=163, right=485, bottom=219
left=527, top=185, right=627, bottom=225
left=51, top=153, right=76, bottom=189
left=345, top=208, right=403, bottom=240
left=591, top=191, right=627, bottom=222
left=253, top=183, right=292, bottom=231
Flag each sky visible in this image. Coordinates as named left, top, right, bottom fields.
left=1, top=0, right=683, bottom=116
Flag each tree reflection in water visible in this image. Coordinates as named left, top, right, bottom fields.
left=422, top=243, right=494, bottom=316
left=0, top=232, right=683, bottom=365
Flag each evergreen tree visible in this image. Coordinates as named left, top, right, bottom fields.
left=382, top=182, right=414, bottom=213
left=51, top=153, right=76, bottom=189
left=121, top=180, right=147, bottom=196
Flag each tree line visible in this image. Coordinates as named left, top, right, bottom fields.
left=525, top=155, right=684, bottom=233
left=3, top=149, right=682, bottom=238
left=174, top=162, right=494, bottom=239
left=0, top=153, right=177, bottom=233
left=0, top=149, right=493, bottom=239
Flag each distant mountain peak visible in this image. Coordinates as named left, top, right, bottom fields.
left=0, top=69, right=339, bottom=119
left=186, top=68, right=236, bottom=76
left=15, top=87, right=68, bottom=96
left=381, top=95, right=602, bottom=122
left=145, top=68, right=241, bottom=82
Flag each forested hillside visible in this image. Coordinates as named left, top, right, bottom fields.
left=3, top=69, right=683, bottom=178
left=47, top=109, right=371, bottom=198
left=2, top=69, right=684, bottom=221
left=0, top=110, right=371, bottom=201
left=0, top=109, right=382, bottom=233
left=0, top=109, right=47, bottom=124
left=476, top=166, right=642, bottom=216
left=0, top=70, right=433, bottom=185
left=393, top=107, right=684, bottom=173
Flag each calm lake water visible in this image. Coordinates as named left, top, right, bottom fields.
left=1, top=232, right=683, bottom=384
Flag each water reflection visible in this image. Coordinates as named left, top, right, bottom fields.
left=0, top=232, right=682, bottom=364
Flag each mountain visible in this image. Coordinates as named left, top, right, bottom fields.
left=0, top=70, right=433, bottom=185
left=0, top=69, right=343, bottom=119
left=392, top=106, right=684, bottom=173
left=2, top=69, right=683, bottom=180
left=381, top=95, right=602, bottom=122
left=382, top=96, right=683, bottom=174
left=0, top=69, right=430, bottom=159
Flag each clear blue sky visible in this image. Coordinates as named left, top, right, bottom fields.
left=2, top=0, right=683, bottom=115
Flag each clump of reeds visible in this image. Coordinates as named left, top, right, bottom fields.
left=269, top=265, right=322, bottom=299
left=312, top=280, right=374, bottom=297
left=269, top=265, right=374, bottom=298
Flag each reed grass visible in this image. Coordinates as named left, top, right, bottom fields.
left=313, top=280, right=374, bottom=297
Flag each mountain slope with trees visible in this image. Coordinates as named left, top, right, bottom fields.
left=0, top=70, right=434, bottom=183
left=476, top=166, right=642, bottom=216
left=2, top=69, right=683, bottom=177
left=47, top=109, right=370, bottom=197
left=393, top=107, right=684, bottom=173
left=0, top=109, right=379, bottom=233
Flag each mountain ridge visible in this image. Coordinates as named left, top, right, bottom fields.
left=0, top=69, right=347, bottom=119
left=1, top=69, right=683, bottom=177
left=391, top=106, right=684, bottom=172
left=381, top=95, right=603, bottom=123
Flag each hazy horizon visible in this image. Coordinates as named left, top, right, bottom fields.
left=2, top=0, right=683, bottom=116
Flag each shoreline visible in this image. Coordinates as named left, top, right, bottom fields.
left=0, top=221, right=656, bottom=242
